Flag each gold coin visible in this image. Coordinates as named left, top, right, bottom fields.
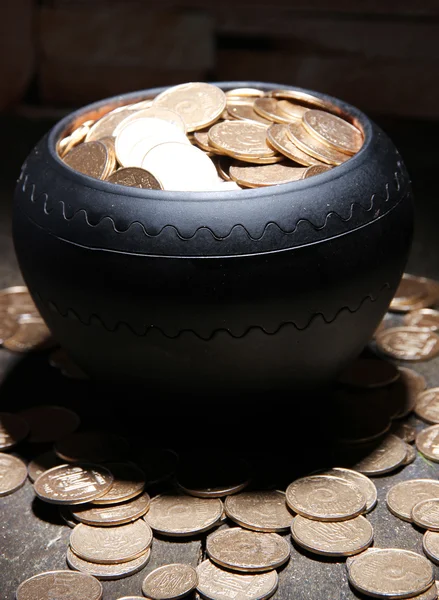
left=269, top=89, right=340, bottom=114
left=229, top=162, right=306, bottom=188
left=376, top=327, right=439, bottom=361
left=92, top=462, right=145, bottom=505
left=27, top=450, right=63, bottom=482
left=66, top=546, right=151, bottom=581
left=416, top=425, right=439, bottom=462
left=16, top=570, right=103, bottom=600
left=386, top=479, right=439, bottom=522
left=390, top=422, right=416, bottom=444
left=54, top=431, right=130, bottom=463
left=0, top=412, right=29, bottom=450
left=224, top=491, right=293, bottom=532
left=302, top=109, right=363, bottom=155
left=208, top=121, right=276, bottom=160
left=0, top=286, right=39, bottom=318
left=154, top=82, right=226, bottom=132
left=353, top=434, right=407, bottom=476
left=0, top=453, right=28, bottom=496
left=196, top=559, right=278, bottom=600
left=416, top=388, right=439, bottom=423
left=34, top=463, right=114, bottom=505
left=107, top=167, right=163, bottom=189
left=321, top=468, right=377, bottom=513
left=390, top=274, right=439, bottom=313
left=72, top=491, right=151, bottom=526
left=225, top=88, right=265, bottom=98
left=285, top=475, right=366, bottom=521
left=303, top=164, right=331, bottom=178
left=287, top=122, right=350, bottom=165
left=404, top=309, right=439, bottom=331
left=226, top=100, right=271, bottom=125
left=276, top=100, right=308, bottom=121
left=216, top=155, right=232, bottom=181
left=144, top=493, right=223, bottom=537
left=70, top=520, right=153, bottom=564
left=113, top=106, right=186, bottom=136
left=412, top=499, right=439, bottom=531
left=266, top=124, right=325, bottom=166
left=253, top=97, right=296, bottom=124
left=19, top=405, right=80, bottom=443
left=347, top=548, right=434, bottom=598
left=193, top=130, right=226, bottom=154
left=337, top=358, right=400, bottom=389
left=291, top=514, right=373, bottom=557
left=3, top=315, right=55, bottom=352
left=85, top=108, right=136, bottom=142
left=0, top=312, right=25, bottom=344
left=424, top=531, right=439, bottom=565
left=141, top=563, right=198, bottom=600
left=58, top=120, right=95, bottom=157
left=390, top=367, right=426, bottom=419
left=206, top=528, right=290, bottom=573
left=63, top=141, right=111, bottom=180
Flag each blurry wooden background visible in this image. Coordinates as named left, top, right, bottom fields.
left=2, top=0, right=439, bottom=117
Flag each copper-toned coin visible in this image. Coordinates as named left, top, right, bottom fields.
left=302, top=109, right=363, bottom=155
left=401, top=442, right=417, bottom=466
left=54, top=431, right=130, bottom=463
left=227, top=100, right=271, bottom=125
left=321, top=468, right=377, bottom=513
left=193, top=130, right=225, bottom=154
left=266, top=124, right=325, bottom=166
left=269, top=89, right=339, bottom=114
left=70, top=520, right=153, bottom=564
left=416, top=425, right=439, bottom=462
left=390, top=367, right=426, bottom=419
left=416, top=389, right=439, bottom=424
left=0, top=453, right=28, bottom=496
left=19, top=405, right=80, bottom=443
left=216, top=155, right=232, bottom=181
left=16, top=570, right=103, bottom=600
left=208, top=121, right=276, bottom=161
left=58, top=120, right=95, bottom=157
left=3, top=315, right=55, bottom=352
left=144, top=493, right=223, bottom=537
left=141, top=563, right=198, bottom=600
left=73, top=491, right=150, bottom=526
left=177, top=453, right=250, bottom=498
left=224, top=491, right=293, bottom=532
left=353, top=434, right=407, bottom=476
left=277, top=100, right=308, bottom=121
left=0, top=412, right=29, bottom=449
left=60, top=505, right=77, bottom=528
left=0, top=284, right=37, bottom=317
left=404, top=309, right=439, bottom=331
left=34, top=463, right=113, bottom=505
left=390, top=422, right=416, bottom=444
left=287, top=122, right=350, bottom=165
left=285, top=475, right=366, bottom=521
left=154, top=82, right=226, bottom=132
left=92, top=462, right=145, bottom=505
left=253, top=97, right=296, bottom=124
left=226, top=88, right=265, bottom=98
left=338, top=358, right=399, bottom=389
left=390, top=274, right=430, bottom=312
left=107, top=167, right=163, bottom=189
left=347, top=548, right=434, bottom=598
left=0, top=314, right=19, bottom=344
left=67, top=546, right=151, bottom=580
left=85, top=108, right=136, bottom=142
left=303, top=164, right=331, bottom=178
left=412, top=499, right=439, bottom=531
left=49, top=348, right=88, bottom=380
left=386, top=479, right=439, bottom=522
left=206, top=528, right=290, bottom=573
left=28, top=450, right=63, bottom=482
left=291, top=514, right=373, bottom=557
left=424, top=531, right=439, bottom=565
left=196, top=559, right=278, bottom=600
left=376, top=327, right=439, bottom=361
left=114, top=106, right=186, bottom=136
left=63, top=141, right=111, bottom=180
left=229, top=162, right=306, bottom=188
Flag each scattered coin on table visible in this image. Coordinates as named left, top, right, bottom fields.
left=412, top=499, right=439, bottom=531
left=386, top=479, right=439, bottom=522
left=376, top=327, right=439, bottom=361
left=15, top=570, right=103, bottom=600
left=423, top=531, right=439, bottom=565
left=141, top=563, right=198, bottom=600
left=224, top=490, right=293, bottom=532
left=0, top=411, right=29, bottom=449
left=72, top=491, right=151, bottom=526
left=27, top=450, right=64, bottom=482
left=91, top=461, right=145, bottom=505
left=404, top=308, right=439, bottom=331
left=416, top=425, right=439, bottom=462
left=353, top=434, right=408, bottom=475
left=34, top=463, right=114, bottom=504
left=0, top=453, right=28, bottom=496
left=320, top=468, right=377, bottom=513
left=416, top=389, right=439, bottom=424
left=66, top=546, right=151, bottom=580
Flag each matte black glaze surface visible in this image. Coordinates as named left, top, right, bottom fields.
left=12, top=82, right=413, bottom=393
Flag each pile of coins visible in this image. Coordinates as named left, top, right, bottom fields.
left=5, top=271, right=439, bottom=599
left=58, top=82, right=364, bottom=192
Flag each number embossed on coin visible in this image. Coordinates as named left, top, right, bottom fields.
left=291, top=514, right=373, bottom=556
left=206, top=527, right=290, bottom=572
left=141, top=563, right=198, bottom=600
left=66, top=546, right=151, bottom=580
left=386, top=480, right=439, bottom=522
left=321, top=468, right=377, bottom=513
left=0, top=453, right=28, bottom=496
left=286, top=475, right=366, bottom=521
left=72, top=491, right=151, bottom=526
left=353, top=435, right=407, bottom=476
left=347, top=548, right=434, bottom=598
left=144, top=494, right=223, bottom=536
left=34, top=463, right=113, bottom=505
left=70, top=520, right=153, bottom=564
left=412, top=499, right=439, bottom=531
left=376, top=327, right=439, bottom=361
left=0, top=412, right=29, bottom=449
left=416, top=425, right=439, bottom=462
left=16, top=570, right=103, bottom=600
left=224, top=491, right=293, bottom=532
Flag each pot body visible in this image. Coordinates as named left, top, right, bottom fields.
left=13, top=82, right=413, bottom=393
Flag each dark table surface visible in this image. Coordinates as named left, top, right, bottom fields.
left=0, top=113, right=439, bottom=600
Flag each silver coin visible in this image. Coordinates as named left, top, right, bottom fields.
left=353, top=434, right=407, bottom=476
left=412, top=499, right=439, bottom=531
left=196, top=559, right=278, bottom=600
left=0, top=412, right=29, bottom=449
left=206, top=527, right=290, bottom=573
left=34, top=463, right=113, bottom=505
left=141, top=563, right=198, bottom=599
left=224, top=491, right=293, bottom=532
left=321, top=468, right=377, bottom=513
left=291, top=514, right=373, bottom=556
left=423, top=531, right=439, bottom=565
left=347, top=548, right=434, bottom=598
left=72, top=491, right=151, bottom=526
left=16, top=570, right=103, bottom=600
left=66, top=546, right=150, bottom=580
left=386, top=479, right=439, bottom=522
left=0, top=453, right=28, bottom=496
left=285, top=475, right=366, bottom=521
left=144, top=493, right=223, bottom=537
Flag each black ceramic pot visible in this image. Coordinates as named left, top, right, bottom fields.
left=13, top=82, right=413, bottom=394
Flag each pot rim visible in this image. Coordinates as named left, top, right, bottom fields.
left=47, top=81, right=372, bottom=202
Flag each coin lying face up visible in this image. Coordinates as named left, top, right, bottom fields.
left=141, top=563, right=198, bottom=600
left=15, top=570, right=103, bottom=600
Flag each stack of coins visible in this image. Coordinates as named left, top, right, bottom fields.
left=58, top=82, right=364, bottom=192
